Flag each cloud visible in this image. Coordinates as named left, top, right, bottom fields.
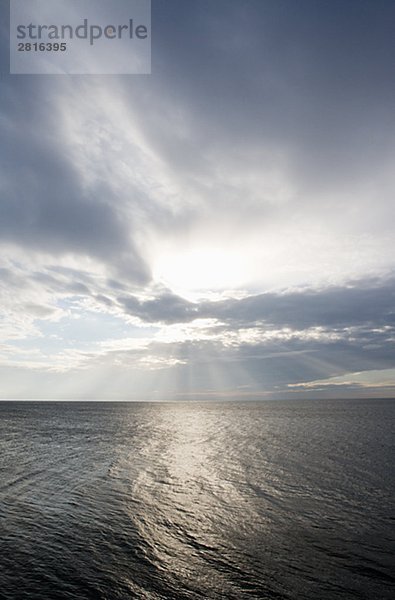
left=2, top=248, right=393, bottom=395
left=0, top=0, right=394, bottom=399
left=117, top=276, right=395, bottom=332
left=148, top=0, right=395, bottom=213
left=119, top=290, right=197, bottom=323
left=2, top=0, right=395, bottom=289
left=0, top=78, right=150, bottom=283
left=206, top=278, right=395, bottom=330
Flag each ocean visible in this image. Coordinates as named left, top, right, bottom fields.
left=0, top=399, right=394, bottom=599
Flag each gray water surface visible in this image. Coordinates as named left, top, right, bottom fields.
left=0, top=399, right=394, bottom=599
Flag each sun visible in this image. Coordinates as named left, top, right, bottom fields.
left=153, top=245, right=250, bottom=298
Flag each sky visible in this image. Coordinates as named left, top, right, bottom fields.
left=0, top=0, right=394, bottom=400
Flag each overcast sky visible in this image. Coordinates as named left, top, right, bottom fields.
left=1, top=0, right=394, bottom=400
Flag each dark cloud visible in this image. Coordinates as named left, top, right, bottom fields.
left=2, top=0, right=395, bottom=275
left=119, top=291, right=198, bottom=323
left=206, top=278, right=395, bottom=330
left=114, top=276, right=395, bottom=389
left=0, top=77, right=150, bottom=283
left=147, top=329, right=394, bottom=394
left=117, top=276, right=395, bottom=330
left=149, top=0, right=395, bottom=185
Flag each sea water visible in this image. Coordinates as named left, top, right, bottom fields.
left=0, top=399, right=394, bottom=599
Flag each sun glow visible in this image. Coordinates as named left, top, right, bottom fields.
left=153, top=245, right=251, bottom=297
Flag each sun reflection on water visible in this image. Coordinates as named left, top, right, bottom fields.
left=125, top=404, right=262, bottom=597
